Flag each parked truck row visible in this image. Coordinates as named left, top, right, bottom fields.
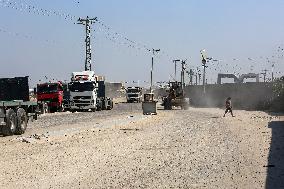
left=0, top=71, right=113, bottom=136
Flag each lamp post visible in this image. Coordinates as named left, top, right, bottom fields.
left=200, top=49, right=208, bottom=94
left=173, top=59, right=181, bottom=81
left=150, top=49, right=160, bottom=93
left=181, top=60, right=186, bottom=90
left=272, top=63, right=275, bottom=82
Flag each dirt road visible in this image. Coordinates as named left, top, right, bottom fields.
left=0, top=104, right=283, bottom=188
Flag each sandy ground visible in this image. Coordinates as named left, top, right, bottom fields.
left=0, top=104, right=283, bottom=189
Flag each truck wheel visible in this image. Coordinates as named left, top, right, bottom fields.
left=107, top=101, right=113, bottom=110
left=58, top=105, right=64, bottom=112
left=2, top=109, right=17, bottom=136
left=164, top=98, right=171, bottom=110
left=102, top=100, right=106, bottom=110
left=15, top=108, right=27, bottom=135
left=183, top=104, right=189, bottom=110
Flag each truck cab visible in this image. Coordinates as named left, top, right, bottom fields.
left=69, top=71, right=98, bottom=111
left=69, top=80, right=98, bottom=111
left=69, top=71, right=113, bottom=112
left=36, top=82, right=65, bottom=113
left=126, top=87, right=142, bottom=103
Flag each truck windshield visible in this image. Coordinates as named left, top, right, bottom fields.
left=127, top=89, right=140, bottom=93
left=37, top=84, right=59, bottom=94
left=69, top=82, right=95, bottom=92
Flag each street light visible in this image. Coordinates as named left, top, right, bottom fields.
left=173, top=59, right=181, bottom=81
left=150, top=48, right=160, bottom=93
left=200, top=49, right=209, bottom=94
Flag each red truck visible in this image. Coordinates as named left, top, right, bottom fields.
left=36, top=82, right=65, bottom=113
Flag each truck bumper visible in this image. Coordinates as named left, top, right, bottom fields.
left=128, top=98, right=140, bottom=102
left=70, top=104, right=96, bottom=110
left=0, top=118, right=5, bottom=126
left=0, top=108, right=5, bottom=125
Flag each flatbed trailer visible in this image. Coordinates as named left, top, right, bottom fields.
left=0, top=76, right=39, bottom=136
left=0, top=101, right=38, bottom=136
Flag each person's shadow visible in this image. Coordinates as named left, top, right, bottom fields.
left=266, top=120, right=284, bottom=188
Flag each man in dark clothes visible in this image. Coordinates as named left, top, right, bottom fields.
left=223, top=97, right=235, bottom=117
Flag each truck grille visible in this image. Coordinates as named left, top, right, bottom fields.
left=128, top=94, right=139, bottom=98
left=73, top=96, right=91, bottom=100
left=73, top=100, right=92, bottom=104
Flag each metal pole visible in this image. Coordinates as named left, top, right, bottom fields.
left=203, top=63, right=206, bottom=94
left=181, top=60, right=186, bottom=90
left=77, top=16, right=97, bottom=71
left=173, top=60, right=181, bottom=81
left=262, top=69, right=268, bottom=82
left=150, top=49, right=160, bottom=93
left=272, top=64, right=275, bottom=82
left=175, top=62, right=177, bottom=80
left=150, top=55, right=153, bottom=93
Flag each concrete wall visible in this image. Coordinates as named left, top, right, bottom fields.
left=185, top=83, right=276, bottom=110
left=105, top=82, right=125, bottom=98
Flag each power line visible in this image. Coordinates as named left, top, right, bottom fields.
left=0, top=0, right=77, bottom=21
left=0, top=26, right=58, bottom=45
left=1, top=1, right=175, bottom=63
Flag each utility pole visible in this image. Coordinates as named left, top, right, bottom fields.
left=271, top=63, right=275, bottom=82
left=181, top=60, right=186, bottom=90
left=186, top=69, right=194, bottom=85
left=261, top=69, right=268, bottom=82
left=150, top=49, right=160, bottom=93
left=201, top=50, right=208, bottom=94
left=173, top=59, right=181, bottom=81
left=197, top=67, right=201, bottom=85
left=77, top=16, right=97, bottom=71
left=189, top=69, right=194, bottom=85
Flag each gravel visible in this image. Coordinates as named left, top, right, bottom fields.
left=0, top=105, right=281, bottom=188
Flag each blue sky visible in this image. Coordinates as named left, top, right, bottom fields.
left=0, top=0, right=284, bottom=86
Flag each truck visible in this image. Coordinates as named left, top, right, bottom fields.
left=126, top=86, right=142, bottom=103
left=69, top=71, right=113, bottom=112
left=36, top=81, right=67, bottom=113
left=0, top=76, right=38, bottom=136
left=162, top=81, right=189, bottom=110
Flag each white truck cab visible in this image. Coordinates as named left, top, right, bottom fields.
left=126, top=87, right=142, bottom=103
left=69, top=71, right=98, bottom=111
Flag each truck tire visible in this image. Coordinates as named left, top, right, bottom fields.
left=164, top=98, right=172, bottom=110
left=102, top=99, right=106, bottom=110
left=58, top=105, right=64, bottom=112
left=183, top=103, right=189, bottom=110
left=107, top=100, right=113, bottom=110
left=2, top=109, right=17, bottom=136
left=15, top=108, right=27, bottom=135
left=97, top=102, right=102, bottom=111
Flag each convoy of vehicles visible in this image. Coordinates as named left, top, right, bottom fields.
left=126, top=86, right=142, bottom=103
left=0, top=70, right=114, bottom=136
left=0, top=76, right=38, bottom=136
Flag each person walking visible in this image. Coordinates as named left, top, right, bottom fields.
left=223, top=97, right=235, bottom=117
